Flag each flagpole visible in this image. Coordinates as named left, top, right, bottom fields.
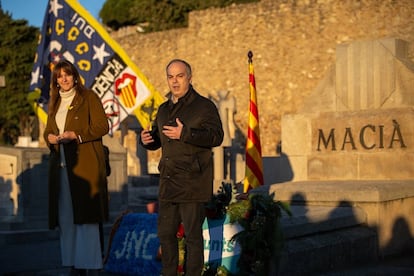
left=248, top=50, right=253, bottom=64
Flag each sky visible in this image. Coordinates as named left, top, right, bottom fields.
left=2, top=0, right=106, bottom=28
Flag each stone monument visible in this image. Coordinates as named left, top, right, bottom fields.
left=283, top=37, right=413, bottom=181
left=267, top=38, right=414, bottom=258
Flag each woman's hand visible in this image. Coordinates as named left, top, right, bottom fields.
left=58, top=131, right=77, bottom=143
left=49, top=131, right=77, bottom=144
left=47, top=134, right=60, bottom=145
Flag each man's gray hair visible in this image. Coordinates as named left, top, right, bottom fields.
left=166, top=59, right=192, bottom=77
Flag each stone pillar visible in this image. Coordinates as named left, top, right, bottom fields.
left=213, top=91, right=237, bottom=192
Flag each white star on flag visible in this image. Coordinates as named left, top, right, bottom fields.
left=49, top=0, right=63, bottom=17
left=93, top=43, right=110, bottom=65
left=30, top=67, right=40, bottom=86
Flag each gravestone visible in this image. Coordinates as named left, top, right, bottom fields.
left=0, top=135, right=128, bottom=230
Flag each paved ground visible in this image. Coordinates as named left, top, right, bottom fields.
left=1, top=231, right=413, bottom=276
left=321, top=254, right=414, bottom=276
left=3, top=255, right=414, bottom=275
left=1, top=207, right=413, bottom=276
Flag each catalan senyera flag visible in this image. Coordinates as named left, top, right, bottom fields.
left=29, top=0, right=164, bottom=135
left=243, top=51, right=264, bottom=193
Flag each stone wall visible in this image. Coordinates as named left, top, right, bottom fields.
left=111, top=0, right=414, bottom=156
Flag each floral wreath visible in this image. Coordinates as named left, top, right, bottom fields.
left=201, top=182, right=292, bottom=276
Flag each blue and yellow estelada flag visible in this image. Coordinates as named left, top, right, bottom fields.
left=29, top=0, right=164, bottom=134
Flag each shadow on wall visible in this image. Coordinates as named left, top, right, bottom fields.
left=15, top=154, right=50, bottom=227
left=274, top=195, right=379, bottom=275
left=383, top=216, right=414, bottom=258
left=0, top=176, right=14, bottom=218
left=263, top=141, right=294, bottom=185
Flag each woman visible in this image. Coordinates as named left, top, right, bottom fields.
left=43, top=60, right=109, bottom=275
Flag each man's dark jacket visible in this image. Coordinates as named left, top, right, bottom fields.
left=141, top=86, right=224, bottom=202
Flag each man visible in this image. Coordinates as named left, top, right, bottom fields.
left=140, top=59, right=224, bottom=275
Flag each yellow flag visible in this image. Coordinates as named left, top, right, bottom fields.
left=29, top=0, right=164, bottom=133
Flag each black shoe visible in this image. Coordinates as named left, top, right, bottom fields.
left=70, top=268, right=86, bottom=276
left=85, top=269, right=101, bottom=276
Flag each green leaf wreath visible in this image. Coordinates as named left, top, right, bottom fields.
left=203, top=182, right=292, bottom=276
